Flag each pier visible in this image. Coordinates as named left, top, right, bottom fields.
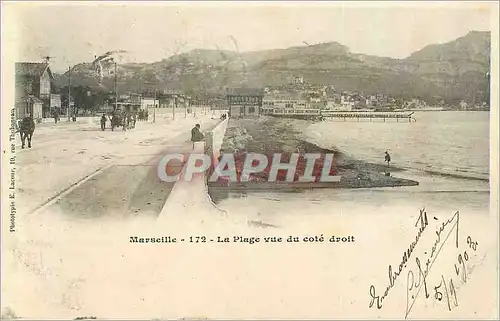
left=321, top=111, right=416, bottom=122
left=264, top=109, right=416, bottom=122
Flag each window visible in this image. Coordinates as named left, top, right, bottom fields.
left=249, top=107, right=255, bottom=113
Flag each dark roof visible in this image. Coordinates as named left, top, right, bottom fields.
left=15, top=62, right=53, bottom=79
left=226, top=88, right=264, bottom=96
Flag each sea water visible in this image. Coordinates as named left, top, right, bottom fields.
left=216, top=111, right=491, bottom=228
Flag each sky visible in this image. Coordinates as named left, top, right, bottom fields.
left=3, top=1, right=494, bottom=73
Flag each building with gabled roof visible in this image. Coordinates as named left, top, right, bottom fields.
left=15, top=62, right=59, bottom=119
left=16, top=62, right=53, bottom=78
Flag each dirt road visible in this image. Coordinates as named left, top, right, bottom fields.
left=52, top=131, right=204, bottom=219
left=15, top=116, right=220, bottom=220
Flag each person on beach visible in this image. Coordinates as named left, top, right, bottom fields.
left=385, top=151, right=391, bottom=167
left=191, top=124, right=204, bottom=149
left=100, top=114, right=107, bottom=131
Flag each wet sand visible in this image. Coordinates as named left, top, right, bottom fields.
left=208, top=116, right=419, bottom=203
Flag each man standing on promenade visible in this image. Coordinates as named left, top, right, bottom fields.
left=100, top=113, right=107, bottom=131
left=191, top=124, right=204, bottom=149
left=53, top=109, right=59, bottom=124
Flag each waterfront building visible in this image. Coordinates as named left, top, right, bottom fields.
left=226, top=88, right=264, bottom=118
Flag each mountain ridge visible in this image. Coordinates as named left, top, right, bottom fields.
left=54, top=30, right=491, bottom=104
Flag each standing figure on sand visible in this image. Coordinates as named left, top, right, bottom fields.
left=385, top=151, right=391, bottom=167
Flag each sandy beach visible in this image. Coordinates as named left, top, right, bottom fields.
left=208, top=116, right=419, bottom=202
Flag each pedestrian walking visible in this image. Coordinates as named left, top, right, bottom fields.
left=100, top=114, right=107, bottom=131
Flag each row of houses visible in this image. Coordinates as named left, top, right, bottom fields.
left=15, top=64, right=446, bottom=121
left=458, top=100, right=490, bottom=110
left=266, top=76, right=434, bottom=111
left=14, top=61, right=196, bottom=120
left=100, top=91, right=192, bottom=114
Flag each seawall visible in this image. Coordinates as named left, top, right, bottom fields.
left=157, top=119, right=229, bottom=228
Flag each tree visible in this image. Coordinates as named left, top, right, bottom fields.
left=60, top=85, right=106, bottom=114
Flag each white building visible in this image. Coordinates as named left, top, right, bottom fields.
left=293, top=76, right=304, bottom=85
left=404, top=98, right=427, bottom=109
left=141, top=97, right=159, bottom=110
left=263, top=94, right=309, bottom=109
left=325, top=100, right=352, bottom=111
left=340, top=95, right=355, bottom=109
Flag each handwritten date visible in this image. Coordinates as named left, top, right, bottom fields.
left=454, top=236, right=478, bottom=283
left=433, top=235, right=478, bottom=311
left=434, top=275, right=458, bottom=311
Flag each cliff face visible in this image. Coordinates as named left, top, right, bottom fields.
left=54, top=31, right=490, bottom=104
left=401, top=31, right=490, bottom=102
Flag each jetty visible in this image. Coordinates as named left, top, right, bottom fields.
left=262, top=107, right=416, bottom=122
left=321, top=111, right=416, bottom=122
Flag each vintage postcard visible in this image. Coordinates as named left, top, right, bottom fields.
left=1, top=1, right=498, bottom=319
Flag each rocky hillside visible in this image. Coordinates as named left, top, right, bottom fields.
left=54, top=31, right=490, bottom=104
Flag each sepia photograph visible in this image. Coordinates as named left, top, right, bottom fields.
left=1, top=1, right=498, bottom=319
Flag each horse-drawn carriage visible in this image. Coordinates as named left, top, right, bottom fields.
left=137, top=109, right=149, bottom=121
left=111, top=112, right=136, bottom=131
left=111, top=113, right=124, bottom=131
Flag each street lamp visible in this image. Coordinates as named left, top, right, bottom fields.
left=114, top=60, right=118, bottom=112
left=153, top=83, right=157, bottom=123
left=184, top=95, right=187, bottom=118
left=173, top=94, right=177, bottom=120
left=67, top=65, right=73, bottom=121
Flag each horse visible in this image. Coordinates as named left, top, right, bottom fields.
left=139, top=110, right=149, bottom=121
left=138, top=110, right=147, bottom=121
left=111, top=114, right=124, bottom=131
left=19, top=116, right=35, bottom=149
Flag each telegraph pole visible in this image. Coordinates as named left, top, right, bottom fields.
left=68, top=66, right=71, bottom=121
left=172, top=94, right=176, bottom=120
left=184, top=95, right=187, bottom=118
left=153, top=87, right=157, bottom=123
